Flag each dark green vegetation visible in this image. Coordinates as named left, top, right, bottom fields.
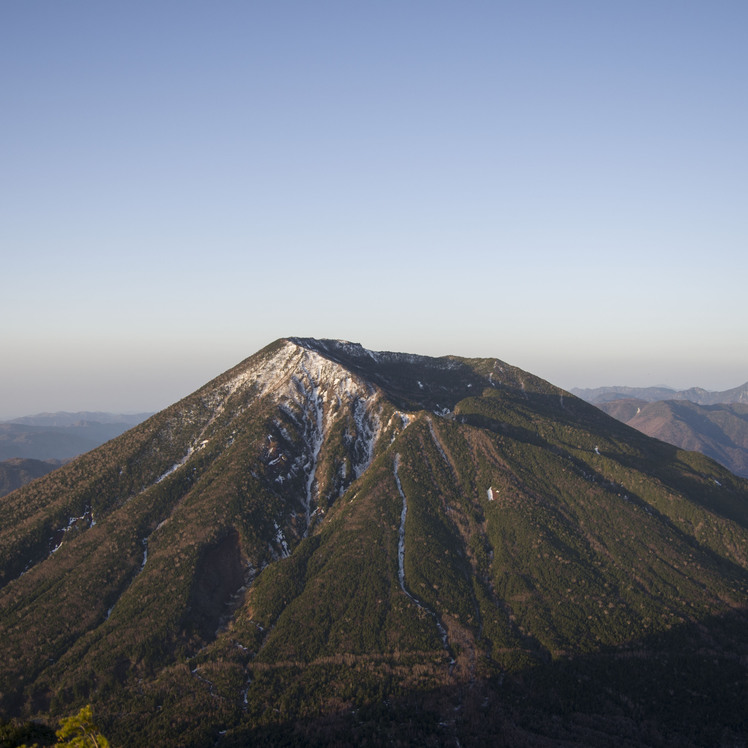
left=1, top=339, right=747, bottom=746
left=600, top=398, right=748, bottom=478
left=2, top=704, right=110, bottom=747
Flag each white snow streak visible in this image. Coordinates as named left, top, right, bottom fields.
left=427, top=418, right=450, bottom=469
left=269, top=348, right=383, bottom=531
left=393, top=454, right=451, bottom=655
left=139, top=536, right=148, bottom=572
left=153, top=342, right=305, bottom=486
left=394, top=455, right=408, bottom=595
left=298, top=362, right=325, bottom=534
left=352, top=397, right=379, bottom=477
left=273, top=521, right=291, bottom=558
left=156, top=447, right=194, bottom=483
left=49, top=509, right=93, bottom=554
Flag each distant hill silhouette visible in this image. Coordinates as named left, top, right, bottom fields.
left=0, top=457, right=62, bottom=498
left=0, top=412, right=152, bottom=461
left=572, top=381, right=748, bottom=405
left=599, top=398, right=748, bottom=477
left=0, top=412, right=152, bottom=495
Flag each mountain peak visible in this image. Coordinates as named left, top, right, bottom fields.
left=286, top=336, right=380, bottom=360
left=2, top=339, right=747, bottom=746
left=284, top=336, right=452, bottom=369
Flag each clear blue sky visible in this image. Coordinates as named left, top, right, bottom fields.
left=2, top=1, right=747, bottom=418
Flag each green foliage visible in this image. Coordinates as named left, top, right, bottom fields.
left=55, top=706, right=109, bottom=748
left=0, top=718, right=55, bottom=748
left=0, top=706, right=110, bottom=748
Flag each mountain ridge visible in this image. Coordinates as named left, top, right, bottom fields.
left=1, top=337, right=747, bottom=746
left=573, top=381, right=748, bottom=405
left=0, top=412, right=152, bottom=463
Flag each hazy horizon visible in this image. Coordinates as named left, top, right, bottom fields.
left=1, top=334, right=745, bottom=422
left=3, top=2, right=746, bottom=420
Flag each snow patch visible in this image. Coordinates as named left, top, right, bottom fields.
left=273, top=521, right=291, bottom=558
left=268, top=347, right=385, bottom=519
left=156, top=447, right=194, bottom=483
left=139, top=537, right=149, bottom=572
left=298, top=362, right=325, bottom=533
left=351, top=398, right=379, bottom=477
left=386, top=411, right=413, bottom=443
left=49, top=508, right=94, bottom=554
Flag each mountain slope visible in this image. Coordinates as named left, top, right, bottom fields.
left=600, top=398, right=748, bottom=478
left=1, top=338, right=747, bottom=747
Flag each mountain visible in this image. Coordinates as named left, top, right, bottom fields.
left=0, top=412, right=152, bottom=462
left=1, top=338, right=747, bottom=747
left=0, top=458, right=62, bottom=498
left=599, top=399, right=748, bottom=479
left=573, top=382, right=748, bottom=405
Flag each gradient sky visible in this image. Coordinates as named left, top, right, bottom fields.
left=2, top=1, right=747, bottom=419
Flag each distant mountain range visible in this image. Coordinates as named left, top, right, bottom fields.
left=1, top=338, right=746, bottom=747
left=0, top=411, right=152, bottom=459
left=572, top=381, right=748, bottom=405
left=0, top=412, right=152, bottom=497
left=597, top=399, right=748, bottom=478
left=572, top=384, right=748, bottom=479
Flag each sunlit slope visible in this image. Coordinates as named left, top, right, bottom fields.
left=1, top=338, right=746, bottom=746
